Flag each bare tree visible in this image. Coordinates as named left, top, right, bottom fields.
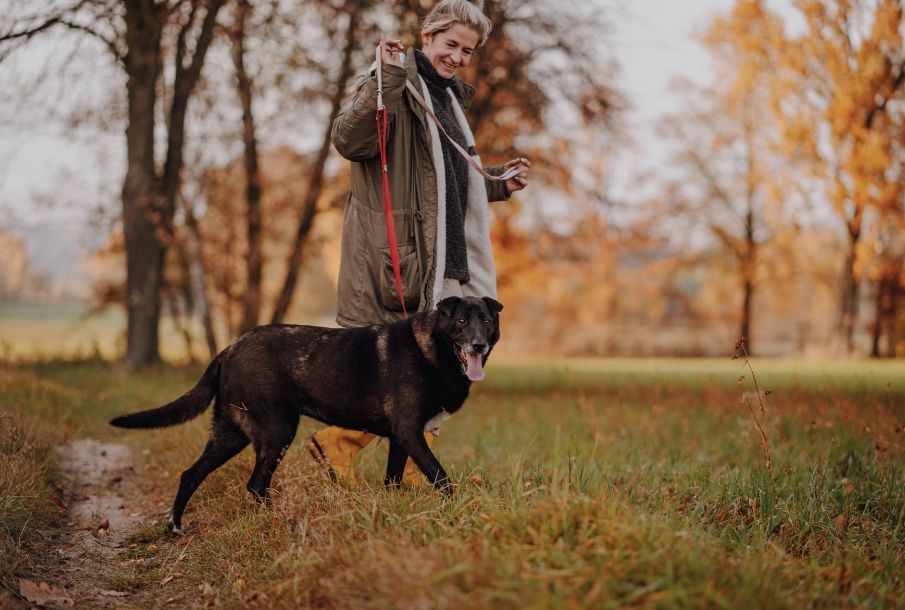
left=270, top=1, right=364, bottom=325
left=228, top=0, right=264, bottom=335
left=1, top=0, right=226, bottom=367
left=659, top=69, right=787, bottom=356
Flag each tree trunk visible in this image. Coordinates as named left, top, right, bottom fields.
left=840, top=238, right=859, bottom=354
left=890, top=280, right=903, bottom=358
left=871, top=279, right=884, bottom=358
left=270, top=7, right=360, bottom=324
left=122, top=1, right=165, bottom=368
left=871, top=268, right=899, bottom=358
left=740, top=208, right=756, bottom=356
left=182, top=201, right=218, bottom=359
left=741, top=274, right=753, bottom=356
left=120, top=0, right=225, bottom=367
left=231, top=0, right=264, bottom=335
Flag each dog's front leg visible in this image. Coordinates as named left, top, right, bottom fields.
left=384, top=438, right=407, bottom=488
left=395, top=431, right=452, bottom=494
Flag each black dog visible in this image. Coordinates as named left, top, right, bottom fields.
left=110, top=296, right=502, bottom=533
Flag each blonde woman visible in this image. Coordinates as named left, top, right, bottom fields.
left=306, top=0, right=530, bottom=483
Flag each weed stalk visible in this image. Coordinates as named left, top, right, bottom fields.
left=733, top=338, right=772, bottom=471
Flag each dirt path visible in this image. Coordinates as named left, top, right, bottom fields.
left=22, top=439, right=151, bottom=608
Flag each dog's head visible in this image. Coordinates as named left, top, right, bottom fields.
left=435, top=296, right=503, bottom=381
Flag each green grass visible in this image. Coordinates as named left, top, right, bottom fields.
left=2, top=357, right=904, bottom=609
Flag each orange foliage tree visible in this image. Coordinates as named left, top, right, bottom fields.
left=719, top=0, right=905, bottom=353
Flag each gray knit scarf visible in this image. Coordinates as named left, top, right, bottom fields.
left=415, top=49, right=470, bottom=283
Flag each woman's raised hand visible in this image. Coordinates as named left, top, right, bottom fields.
left=380, top=38, right=405, bottom=68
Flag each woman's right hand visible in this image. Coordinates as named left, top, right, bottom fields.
left=380, top=38, right=405, bottom=68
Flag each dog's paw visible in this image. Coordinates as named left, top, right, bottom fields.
left=167, top=514, right=185, bottom=536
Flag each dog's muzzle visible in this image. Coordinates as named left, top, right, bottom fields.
left=457, top=343, right=488, bottom=381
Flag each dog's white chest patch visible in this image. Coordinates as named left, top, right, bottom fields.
left=424, top=410, right=451, bottom=437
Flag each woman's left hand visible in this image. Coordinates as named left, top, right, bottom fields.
left=503, top=157, right=531, bottom=194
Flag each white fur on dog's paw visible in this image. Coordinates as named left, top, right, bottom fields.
left=167, top=514, right=184, bottom=536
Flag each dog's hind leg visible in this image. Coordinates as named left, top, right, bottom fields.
left=170, top=418, right=249, bottom=534
left=395, top=431, right=452, bottom=494
left=246, top=420, right=298, bottom=504
left=384, top=438, right=408, bottom=488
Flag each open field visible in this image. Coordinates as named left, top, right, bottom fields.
left=2, top=357, right=904, bottom=608
left=0, top=303, right=216, bottom=363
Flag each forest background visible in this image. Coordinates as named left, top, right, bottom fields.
left=1, top=0, right=904, bottom=364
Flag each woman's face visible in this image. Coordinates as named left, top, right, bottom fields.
left=421, top=23, right=481, bottom=79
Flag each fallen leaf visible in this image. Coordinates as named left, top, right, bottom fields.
left=160, top=575, right=175, bottom=586
left=199, top=583, right=216, bottom=596
left=163, top=596, right=183, bottom=605
left=19, top=579, right=75, bottom=607
left=147, top=543, right=159, bottom=552
left=98, top=518, right=110, bottom=532
left=100, top=590, right=129, bottom=597
left=245, top=591, right=268, bottom=606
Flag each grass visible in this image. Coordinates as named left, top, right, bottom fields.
left=1, top=357, right=904, bottom=609
left=0, top=367, right=68, bottom=603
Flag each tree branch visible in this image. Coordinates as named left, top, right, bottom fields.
left=58, top=19, right=124, bottom=63
left=164, top=0, right=225, bottom=200
left=0, top=1, right=124, bottom=64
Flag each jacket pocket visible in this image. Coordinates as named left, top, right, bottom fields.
left=379, top=243, right=421, bottom=312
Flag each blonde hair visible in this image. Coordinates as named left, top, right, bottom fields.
left=421, top=0, right=493, bottom=47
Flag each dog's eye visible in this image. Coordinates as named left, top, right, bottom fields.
left=457, top=318, right=466, bottom=325
left=483, top=319, right=491, bottom=326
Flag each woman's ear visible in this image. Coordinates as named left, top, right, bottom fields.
left=421, top=31, right=432, bottom=47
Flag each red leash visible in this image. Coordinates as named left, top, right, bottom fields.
left=376, top=43, right=408, bottom=317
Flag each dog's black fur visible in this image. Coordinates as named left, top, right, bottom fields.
left=110, top=296, right=502, bottom=533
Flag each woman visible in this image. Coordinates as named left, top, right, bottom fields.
left=306, top=0, right=530, bottom=483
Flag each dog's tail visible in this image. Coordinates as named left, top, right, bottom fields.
left=110, top=351, right=224, bottom=429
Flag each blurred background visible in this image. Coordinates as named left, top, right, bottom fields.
left=0, top=0, right=902, bottom=364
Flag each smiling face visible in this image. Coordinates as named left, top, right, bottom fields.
left=421, top=23, right=481, bottom=79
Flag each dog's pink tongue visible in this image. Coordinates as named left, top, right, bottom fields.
left=466, top=353, right=485, bottom=381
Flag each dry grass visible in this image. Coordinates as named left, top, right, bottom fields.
left=0, top=368, right=69, bottom=606
left=2, top=358, right=904, bottom=609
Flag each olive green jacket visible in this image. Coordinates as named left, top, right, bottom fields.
left=331, top=50, right=510, bottom=327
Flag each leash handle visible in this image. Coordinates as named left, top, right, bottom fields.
left=375, top=43, right=385, bottom=111
left=375, top=41, right=408, bottom=317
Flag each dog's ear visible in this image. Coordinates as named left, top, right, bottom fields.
left=437, top=297, right=461, bottom=317
left=482, top=297, right=503, bottom=315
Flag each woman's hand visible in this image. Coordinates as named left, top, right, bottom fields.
left=380, top=38, right=405, bottom=68
left=503, top=157, right=531, bottom=194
